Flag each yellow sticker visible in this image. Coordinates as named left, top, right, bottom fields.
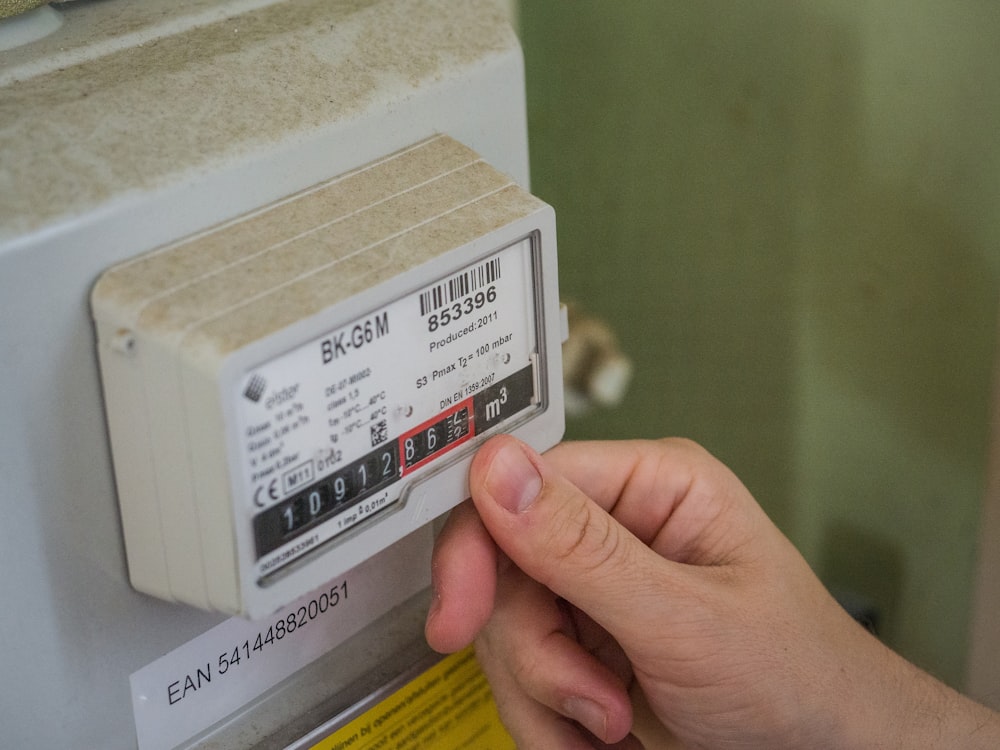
left=310, top=647, right=515, bottom=750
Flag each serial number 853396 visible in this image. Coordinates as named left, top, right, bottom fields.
left=426, top=286, right=497, bottom=333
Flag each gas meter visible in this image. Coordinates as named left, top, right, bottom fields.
left=93, top=135, right=564, bottom=619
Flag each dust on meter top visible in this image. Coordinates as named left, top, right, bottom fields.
left=91, top=135, right=565, bottom=617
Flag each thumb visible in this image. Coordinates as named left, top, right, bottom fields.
left=468, top=435, right=669, bottom=640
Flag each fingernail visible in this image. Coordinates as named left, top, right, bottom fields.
left=563, top=696, right=609, bottom=740
left=485, top=442, right=542, bottom=513
left=426, top=586, right=441, bottom=621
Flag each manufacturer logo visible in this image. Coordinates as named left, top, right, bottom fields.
left=243, top=374, right=267, bottom=402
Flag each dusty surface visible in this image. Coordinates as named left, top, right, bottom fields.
left=1, top=0, right=514, bottom=236
left=92, top=134, right=543, bottom=364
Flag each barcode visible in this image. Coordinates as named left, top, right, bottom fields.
left=419, top=258, right=501, bottom=316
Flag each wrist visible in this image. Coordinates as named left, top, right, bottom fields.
left=830, top=627, right=1000, bottom=749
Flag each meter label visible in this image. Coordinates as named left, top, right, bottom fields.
left=235, top=238, right=542, bottom=580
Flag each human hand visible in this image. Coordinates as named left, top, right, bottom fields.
left=425, top=436, right=1000, bottom=749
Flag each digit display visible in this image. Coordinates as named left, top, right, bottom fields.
left=401, top=404, right=471, bottom=471
left=252, top=365, right=536, bottom=561
left=254, top=443, right=401, bottom=558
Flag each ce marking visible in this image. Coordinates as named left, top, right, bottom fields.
left=253, top=479, right=280, bottom=507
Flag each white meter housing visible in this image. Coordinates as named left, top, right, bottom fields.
left=92, top=136, right=564, bottom=618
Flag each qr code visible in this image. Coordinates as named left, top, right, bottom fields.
left=370, top=419, right=388, bottom=447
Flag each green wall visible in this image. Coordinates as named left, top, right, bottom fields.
left=519, top=1, right=1000, bottom=688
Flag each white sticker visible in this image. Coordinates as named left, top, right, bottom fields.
left=237, top=238, right=540, bottom=579
left=129, top=527, right=432, bottom=750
